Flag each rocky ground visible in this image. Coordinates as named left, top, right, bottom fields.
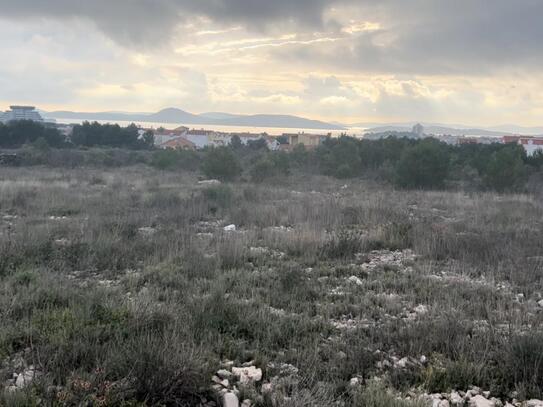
left=1, top=167, right=543, bottom=406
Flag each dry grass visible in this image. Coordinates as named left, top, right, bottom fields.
left=1, top=165, right=543, bottom=406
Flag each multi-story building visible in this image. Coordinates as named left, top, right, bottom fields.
left=283, top=132, right=328, bottom=148
left=502, top=135, right=543, bottom=156
left=0, top=106, right=44, bottom=123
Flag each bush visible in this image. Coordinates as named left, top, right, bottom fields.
left=201, top=147, right=242, bottom=181
left=150, top=149, right=201, bottom=171
left=321, top=230, right=363, bottom=259
left=250, top=152, right=290, bottom=183
left=499, top=333, right=543, bottom=399
left=202, top=185, right=235, bottom=209
left=105, top=334, right=214, bottom=406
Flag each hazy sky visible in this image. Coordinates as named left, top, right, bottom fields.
left=1, top=0, right=542, bottom=126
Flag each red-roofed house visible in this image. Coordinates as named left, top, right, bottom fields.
left=519, top=137, right=543, bottom=156
left=160, top=137, right=196, bottom=150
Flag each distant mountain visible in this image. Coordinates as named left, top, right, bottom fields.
left=217, top=114, right=343, bottom=130
left=366, top=125, right=516, bottom=138
left=359, top=121, right=543, bottom=137
left=486, top=125, right=543, bottom=136
left=44, top=108, right=345, bottom=130
left=199, top=112, right=241, bottom=120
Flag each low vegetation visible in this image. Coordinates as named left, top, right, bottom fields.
left=1, top=162, right=542, bottom=405
left=3, top=121, right=543, bottom=193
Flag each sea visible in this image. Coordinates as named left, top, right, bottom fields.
left=54, top=118, right=366, bottom=137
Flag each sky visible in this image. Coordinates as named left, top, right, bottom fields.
left=0, top=0, right=542, bottom=127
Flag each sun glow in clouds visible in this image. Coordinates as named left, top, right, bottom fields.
left=1, top=1, right=542, bottom=126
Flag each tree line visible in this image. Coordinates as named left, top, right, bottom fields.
left=193, top=135, right=543, bottom=192
left=0, top=121, right=154, bottom=150
left=2, top=121, right=542, bottom=192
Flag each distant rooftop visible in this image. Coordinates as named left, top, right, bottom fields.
left=1, top=105, right=43, bottom=123
left=10, top=105, right=36, bottom=110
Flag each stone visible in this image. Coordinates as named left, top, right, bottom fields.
left=450, top=391, right=463, bottom=405
left=527, top=401, right=543, bottom=407
left=54, top=238, right=71, bottom=247
left=439, top=401, right=450, bottom=407
left=349, top=377, right=361, bottom=387
left=241, top=400, right=252, bottom=407
left=217, top=369, right=233, bottom=379
left=222, top=360, right=235, bottom=368
left=396, top=357, right=409, bottom=368
left=223, top=224, right=236, bottom=232
left=198, top=179, right=222, bottom=186
left=223, top=392, right=240, bottom=407
left=232, top=366, right=262, bottom=384
left=138, top=227, right=157, bottom=237
left=261, top=383, right=273, bottom=393
left=15, top=368, right=37, bottom=389
left=414, top=304, right=429, bottom=315
left=538, top=300, right=543, bottom=308
left=469, top=395, right=495, bottom=407
left=347, top=276, right=364, bottom=286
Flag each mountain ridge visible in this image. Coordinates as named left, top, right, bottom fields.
left=44, top=108, right=346, bottom=131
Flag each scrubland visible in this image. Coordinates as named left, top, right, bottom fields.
left=1, top=165, right=542, bottom=406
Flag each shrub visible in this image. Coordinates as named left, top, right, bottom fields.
left=499, top=333, right=543, bottom=399
left=321, top=230, right=363, bottom=259
left=250, top=153, right=290, bottom=183
left=202, top=185, right=235, bottom=209
left=105, top=334, right=214, bottom=406
left=201, top=147, right=242, bottom=181
left=150, top=149, right=201, bottom=171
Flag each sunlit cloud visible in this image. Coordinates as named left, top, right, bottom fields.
left=0, top=1, right=542, bottom=126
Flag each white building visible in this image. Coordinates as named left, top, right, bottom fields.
left=185, top=130, right=217, bottom=149
left=0, top=106, right=44, bottom=123
left=520, top=138, right=543, bottom=157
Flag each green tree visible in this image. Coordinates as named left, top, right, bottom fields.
left=395, top=139, right=450, bottom=189
left=142, top=130, right=155, bottom=149
left=201, top=147, right=242, bottom=181
left=230, top=135, right=243, bottom=150
left=483, top=145, right=527, bottom=191
left=0, top=120, right=65, bottom=148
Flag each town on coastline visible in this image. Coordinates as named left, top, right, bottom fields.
left=2, top=105, right=543, bottom=156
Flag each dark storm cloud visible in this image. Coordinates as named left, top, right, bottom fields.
left=272, top=0, right=543, bottom=74
left=0, top=0, right=338, bottom=46
left=1, top=0, right=542, bottom=73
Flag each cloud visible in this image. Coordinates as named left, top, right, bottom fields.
left=271, top=1, right=543, bottom=75
left=0, top=0, right=342, bottom=47
left=2, top=1, right=543, bottom=125
left=2, top=0, right=542, bottom=73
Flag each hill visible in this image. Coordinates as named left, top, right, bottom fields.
left=44, top=108, right=345, bottom=130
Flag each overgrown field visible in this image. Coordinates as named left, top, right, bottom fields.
left=1, top=166, right=542, bottom=406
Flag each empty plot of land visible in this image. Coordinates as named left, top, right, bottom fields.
left=1, top=166, right=542, bottom=406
